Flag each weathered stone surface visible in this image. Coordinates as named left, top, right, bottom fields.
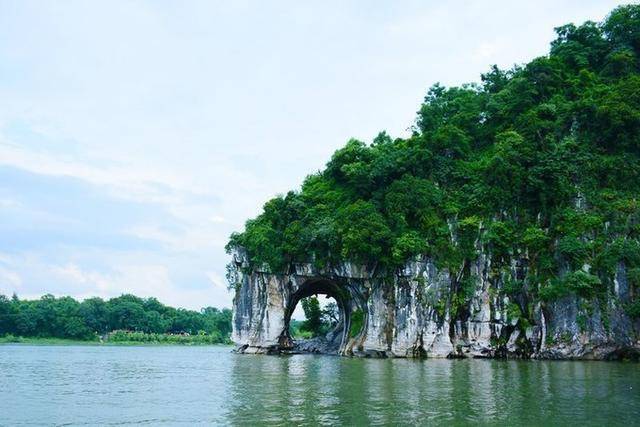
left=230, top=249, right=639, bottom=360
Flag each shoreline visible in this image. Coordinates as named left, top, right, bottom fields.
left=0, top=336, right=233, bottom=346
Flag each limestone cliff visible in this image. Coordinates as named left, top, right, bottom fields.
left=229, top=248, right=640, bottom=360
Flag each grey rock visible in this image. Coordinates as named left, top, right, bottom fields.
left=229, top=249, right=639, bottom=360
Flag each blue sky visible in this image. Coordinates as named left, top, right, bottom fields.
left=0, top=0, right=627, bottom=309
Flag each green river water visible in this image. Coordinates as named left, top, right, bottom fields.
left=0, top=345, right=638, bottom=426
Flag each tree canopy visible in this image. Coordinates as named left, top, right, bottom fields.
left=0, top=293, right=232, bottom=342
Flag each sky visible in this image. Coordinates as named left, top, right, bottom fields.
left=0, top=0, right=629, bottom=310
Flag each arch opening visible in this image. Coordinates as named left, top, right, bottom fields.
left=280, top=278, right=360, bottom=354
left=289, top=295, right=340, bottom=339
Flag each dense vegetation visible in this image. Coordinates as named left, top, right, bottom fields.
left=0, top=293, right=232, bottom=343
left=228, top=5, right=640, bottom=316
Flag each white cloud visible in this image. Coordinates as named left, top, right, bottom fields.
left=206, top=271, right=228, bottom=291
left=0, top=137, right=196, bottom=205
left=473, top=42, right=499, bottom=60
left=125, top=223, right=228, bottom=252
left=47, top=261, right=226, bottom=309
left=209, top=215, right=226, bottom=224
left=0, top=266, right=22, bottom=288
left=51, top=263, right=114, bottom=295
left=0, top=254, right=23, bottom=294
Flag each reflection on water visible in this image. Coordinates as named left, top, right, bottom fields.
left=1, top=345, right=638, bottom=426
left=225, top=353, right=640, bottom=426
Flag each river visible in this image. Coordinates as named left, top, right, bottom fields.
left=1, top=345, right=638, bottom=426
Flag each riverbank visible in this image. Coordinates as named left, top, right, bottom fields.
left=0, top=333, right=233, bottom=346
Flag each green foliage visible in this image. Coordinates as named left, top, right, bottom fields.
left=434, top=298, right=447, bottom=319
left=627, top=267, right=640, bottom=287
left=289, top=319, right=312, bottom=339
left=349, top=308, right=364, bottom=338
left=0, top=294, right=232, bottom=343
left=539, top=270, right=603, bottom=301
left=557, top=236, right=590, bottom=269
left=337, top=200, right=392, bottom=263
left=625, top=300, right=640, bottom=318
left=485, top=220, right=515, bottom=261
left=502, top=276, right=524, bottom=297
left=391, top=231, right=428, bottom=265
left=577, top=313, right=588, bottom=332
left=227, top=5, right=640, bottom=317
left=507, top=303, right=523, bottom=324
left=521, top=227, right=549, bottom=255
left=295, top=297, right=340, bottom=338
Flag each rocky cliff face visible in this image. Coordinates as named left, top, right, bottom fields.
left=229, top=249, right=640, bottom=360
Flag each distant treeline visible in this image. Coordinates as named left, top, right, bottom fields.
left=0, top=294, right=232, bottom=343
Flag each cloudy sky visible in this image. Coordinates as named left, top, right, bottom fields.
left=0, top=0, right=627, bottom=309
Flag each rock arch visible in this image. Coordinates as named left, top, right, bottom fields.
left=280, top=278, right=353, bottom=353
left=229, top=251, right=370, bottom=355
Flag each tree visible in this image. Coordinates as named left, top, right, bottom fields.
left=300, top=297, right=323, bottom=337
left=0, top=295, right=16, bottom=335
left=321, top=302, right=339, bottom=327
left=337, top=200, right=392, bottom=263
left=107, top=296, right=147, bottom=331
left=603, top=5, right=640, bottom=53
left=79, top=297, right=109, bottom=334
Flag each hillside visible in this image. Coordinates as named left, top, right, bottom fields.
left=229, top=6, right=640, bottom=324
